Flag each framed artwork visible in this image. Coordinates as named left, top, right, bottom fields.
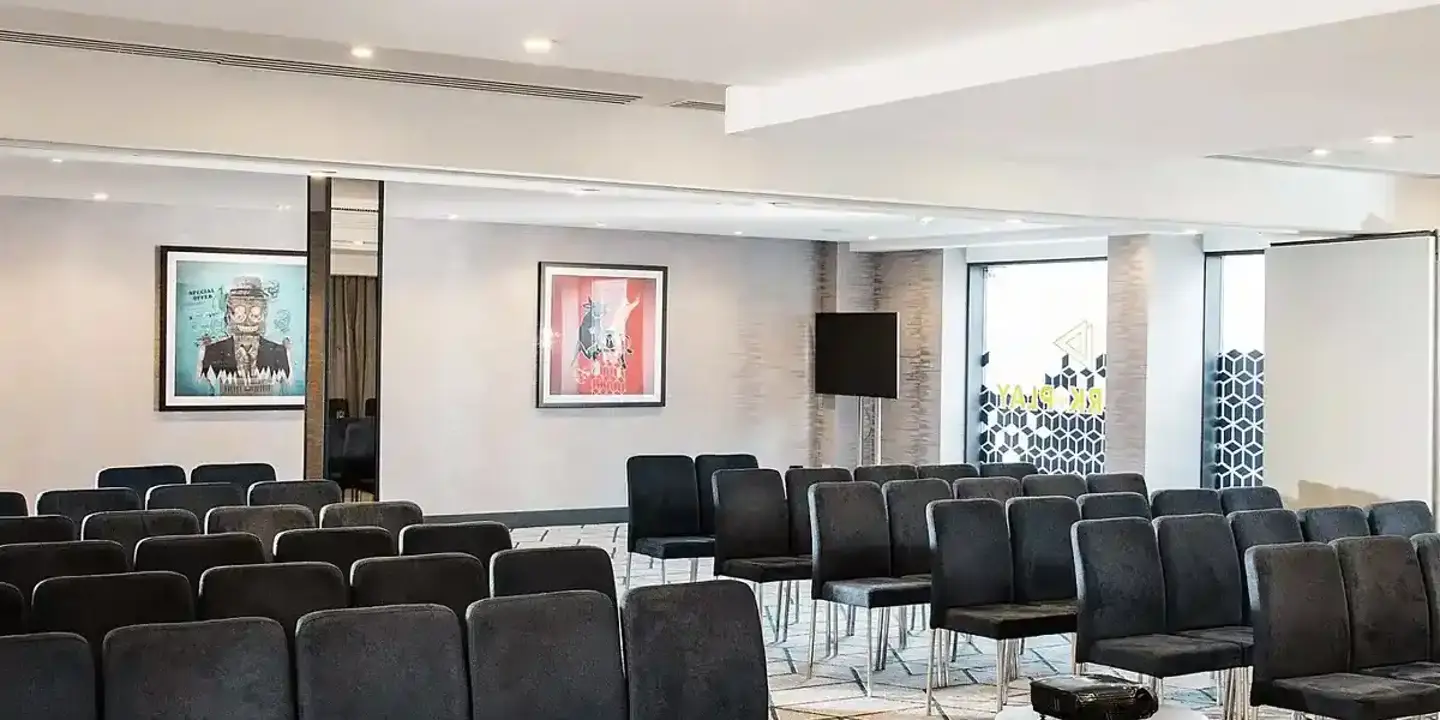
left=536, top=262, right=668, bottom=408
left=157, top=246, right=308, bottom=412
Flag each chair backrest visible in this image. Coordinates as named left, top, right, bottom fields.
left=621, top=580, right=766, bottom=720
left=1072, top=518, right=1167, bottom=660
left=205, top=504, right=314, bottom=559
left=917, top=463, right=979, bottom=481
left=928, top=499, right=1012, bottom=624
left=1154, top=514, right=1243, bottom=631
left=809, top=482, right=891, bottom=595
left=694, top=453, right=759, bottom=535
left=1079, top=492, right=1151, bottom=520
left=467, top=591, right=627, bottom=720
left=296, top=605, right=470, bottom=720
left=273, top=527, right=394, bottom=575
left=97, top=464, right=186, bottom=496
left=145, top=483, right=244, bottom=523
left=0, top=632, right=96, bottom=720
left=489, top=546, right=617, bottom=605
left=399, top=521, right=511, bottom=568
left=712, top=469, right=789, bottom=566
left=248, top=480, right=343, bottom=519
left=882, top=478, right=952, bottom=577
left=1086, top=472, right=1147, bottom=496
left=1219, top=486, right=1283, bottom=514
left=36, top=488, right=141, bottom=528
left=0, top=582, right=21, bottom=635
left=0, top=540, right=128, bottom=607
left=1369, top=500, right=1434, bottom=537
left=980, top=462, right=1039, bottom=479
left=31, top=571, right=194, bottom=660
left=199, top=562, right=347, bottom=635
left=133, top=533, right=265, bottom=594
left=1298, top=505, right=1370, bottom=543
left=1150, top=488, right=1223, bottom=517
left=783, top=467, right=851, bottom=556
left=1246, top=542, right=1350, bottom=681
left=1334, top=536, right=1430, bottom=668
left=81, top=509, right=199, bottom=560
left=190, top=462, right=277, bottom=493
left=352, top=553, right=488, bottom=619
left=854, top=464, right=919, bottom=486
left=318, top=500, right=423, bottom=542
left=103, top=618, right=291, bottom=720
left=1022, top=473, right=1087, bottom=499
left=626, top=455, right=702, bottom=550
left=0, top=515, right=75, bottom=546
left=953, top=476, right=1023, bottom=503
left=1008, top=496, right=1081, bottom=603
left=364, top=397, right=378, bottom=416
left=0, top=491, right=28, bottom=518
left=1228, top=509, right=1304, bottom=622
left=1412, top=533, right=1440, bottom=661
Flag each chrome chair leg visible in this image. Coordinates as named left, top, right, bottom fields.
left=925, top=628, right=937, bottom=716
left=689, top=558, right=698, bottom=582
left=660, top=560, right=667, bottom=584
left=865, top=608, right=875, bottom=697
left=806, top=600, right=819, bottom=679
left=897, top=606, right=909, bottom=651
left=846, top=606, right=856, bottom=636
left=876, top=608, right=889, bottom=671
left=994, top=638, right=1011, bottom=713
left=624, top=553, right=633, bottom=588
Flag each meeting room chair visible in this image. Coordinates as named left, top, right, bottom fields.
left=31, top=571, right=194, bottom=661
left=318, top=500, right=423, bottom=542
left=980, top=462, right=1040, bottom=480
left=1219, top=485, right=1283, bottom=514
left=145, top=482, right=243, bottom=525
left=784, top=467, right=851, bottom=559
left=133, top=533, right=266, bottom=594
left=854, top=463, right=919, bottom=486
left=917, top=463, right=979, bottom=481
left=399, top=521, right=512, bottom=571
left=0, top=515, right=75, bottom=546
left=1227, top=508, right=1303, bottom=622
left=625, top=454, right=713, bottom=586
left=0, top=491, right=28, bottom=518
left=189, top=462, right=276, bottom=494
left=882, top=478, right=949, bottom=648
left=328, top=397, right=351, bottom=419
left=0, top=582, right=22, bottom=635
left=248, top=479, right=342, bottom=519
left=97, top=464, right=185, bottom=497
left=1079, top=492, right=1151, bottom=520
left=351, top=553, right=488, bottom=619
left=0, top=633, right=96, bottom=720
left=711, top=469, right=810, bottom=641
left=1150, top=488, right=1223, bottom=517
left=205, top=504, right=314, bottom=560
left=80, top=509, right=199, bottom=560
left=489, top=546, right=618, bottom=606
left=1413, top=533, right=1440, bottom=649
left=199, top=562, right=347, bottom=637
left=1368, top=500, right=1434, bottom=537
left=953, top=476, right=1022, bottom=503
left=1298, top=505, right=1371, bottom=543
left=1086, top=472, right=1147, bottom=496
left=0, top=540, right=128, bottom=609
left=1022, top=473, right=1087, bottom=499
left=694, top=453, right=760, bottom=536
left=1335, top=536, right=1440, bottom=683
left=1007, top=496, right=1081, bottom=611
left=35, top=488, right=141, bottom=528
left=273, top=526, right=394, bottom=575
left=364, top=397, right=377, bottom=416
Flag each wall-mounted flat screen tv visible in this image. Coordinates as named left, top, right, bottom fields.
left=813, top=312, right=898, bottom=399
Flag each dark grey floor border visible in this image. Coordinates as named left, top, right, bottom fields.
left=427, top=506, right=628, bottom=529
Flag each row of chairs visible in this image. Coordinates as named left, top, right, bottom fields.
left=96, top=462, right=277, bottom=496
left=3, top=477, right=341, bottom=526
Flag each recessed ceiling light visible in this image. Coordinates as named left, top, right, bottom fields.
left=350, top=46, right=374, bottom=59
left=523, top=37, right=555, bottom=54
left=1368, top=135, right=1397, bottom=145
left=91, top=192, right=108, bottom=201
left=1182, top=228, right=1200, bottom=235
left=1005, top=218, right=1024, bottom=225
left=308, top=170, right=337, bottom=178
left=446, top=213, right=459, bottom=221
left=594, top=222, right=607, bottom=228
left=733, top=230, right=744, bottom=236
left=276, top=204, right=292, bottom=211
left=919, top=216, right=935, bottom=224
left=1310, top=147, right=1331, bottom=157
left=867, top=235, right=879, bottom=240
left=49, top=158, right=64, bottom=164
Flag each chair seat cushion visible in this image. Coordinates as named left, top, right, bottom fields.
left=938, top=603, right=1076, bottom=639
left=1256, top=674, right=1440, bottom=720
left=820, top=577, right=929, bottom=608
left=1087, top=634, right=1244, bottom=678
left=1362, top=662, right=1440, bottom=685
left=1177, top=625, right=1253, bottom=662
left=717, top=557, right=811, bottom=584
left=633, top=536, right=714, bottom=559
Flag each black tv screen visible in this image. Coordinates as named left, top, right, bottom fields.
left=813, top=312, right=898, bottom=398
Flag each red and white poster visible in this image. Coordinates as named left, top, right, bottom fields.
left=536, top=262, right=667, bottom=407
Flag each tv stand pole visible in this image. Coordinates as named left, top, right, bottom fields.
left=856, top=395, right=883, bottom=467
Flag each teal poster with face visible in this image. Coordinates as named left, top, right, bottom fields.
left=159, top=247, right=308, bottom=411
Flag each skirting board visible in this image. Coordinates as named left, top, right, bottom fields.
left=427, top=507, right=628, bottom=529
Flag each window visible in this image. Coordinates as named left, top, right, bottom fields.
left=969, top=260, right=1107, bottom=474
left=1205, top=253, right=1265, bottom=487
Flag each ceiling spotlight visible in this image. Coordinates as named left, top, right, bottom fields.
left=867, top=235, right=879, bottom=241
left=1310, top=148, right=1331, bottom=157
left=91, top=192, right=109, bottom=201
left=276, top=204, right=292, bottom=211
left=733, top=230, right=744, bottom=236
left=919, top=216, right=935, bottom=224
left=523, top=37, right=555, bottom=54
left=1182, top=228, right=1200, bottom=235
left=594, top=222, right=607, bottom=228
left=1005, top=218, right=1024, bottom=225
left=1368, top=135, right=1397, bottom=145
left=446, top=214, right=459, bottom=221
left=350, top=46, right=374, bottom=59
left=49, top=158, right=64, bottom=164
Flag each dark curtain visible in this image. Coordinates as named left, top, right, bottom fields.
left=328, top=275, right=378, bottom=415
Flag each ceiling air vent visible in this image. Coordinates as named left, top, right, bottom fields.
left=0, top=30, right=643, bottom=105
left=668, top=99, right=726, bottom=112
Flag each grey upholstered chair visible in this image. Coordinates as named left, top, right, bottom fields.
left=1154, top=514, right=1252, bottom=677
left=1369, top=501, right=1434, bottom=537
left=134, top=533, right=265, bottom=594
left=489, top=546, right=617, bottom=605
left=190, top=462, right=276, bottom=494
left=0, top=582, right=21, bottom=635
left=981, top=462, right=1040, bottom=480
left=927, top=499, right=1074, bottom=712
left=0, top=491, right=27, bottom=518
left=36, top=488, right=140, bottom=528
left=0, top=540, right=127, bottom=608
left=622, top=580, right=767, bottom=720
left=1228, top=509, right=1303, bottom=622
left=103, top=618, right=292, bottom=720
left=1247, top=542, right=1440, bottom=720
left=399, top=521, right=512, bottom=571
left=1219, top=486, right=1283, bottom=514
left=0, top=515, right=75, bottom=545
left=296, top=605, right=470, bottom=720
left=319, top=500, right=423, bottom=543
left=1334, top=536, right=1440, bottom=683
left=1086, top=472, right=1147, bottom=496
left=855, top=463, right=919, bottom=486
left=625, top=455, right=713, bottom=586
left=917, top=463, right=979, bottom=481
left=199, top=562, right=347, bottom=636
left=954, top=476, right=1023, bottom=503
left=1007, top=496, right=1080, bottom=608
left=144, top=483, right=243, bottom=524
left=204, top=504, right=314, bottom=560
left=352, top=553, right=487, bottom=619
left=1414, top=534, right=1440, bottom=659
left=883, top=478, right=951, bottom=578
left=81, top=509, right=199, bottom=560
left=1298, top=505, right=1370, bottom=543
left=1022, top=473, right=1087, bottom=499
left=467, top=591, right=627, bottom=720
left=1079, top=492, right=1151, bottom=520
left=694, top=453, right=760, bottom=536
left=1073, top=518, right=1245, bottom=700
left=31, top=571, right=194, bottom=661
left=0, top=632, right=96, bottom=720
left=784, top=468, right=851, bottom=558
left=712, top=469, right=809, bottom=641
left=247, top=479, right=343, bottom=519
left=97, top=464, right=185, bottom=497
left=273, top=527, right=394, bottom=575
left=1150, top=488, right=1223, bottom=517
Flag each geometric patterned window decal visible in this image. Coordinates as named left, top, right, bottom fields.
left=977, top=351, right=1107, bottom=476
left=1209, top=349, right=1264, bottom=488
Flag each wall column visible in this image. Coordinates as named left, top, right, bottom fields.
left=302, top=177, right=332, bottom=479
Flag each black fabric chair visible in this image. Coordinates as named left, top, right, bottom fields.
left=0, top=632, right=96, bottom=720
left=80, top=509, right=199, bottom=560
left=1413, top=534, right=1440, bottom=662
left=0, top=540, right=128, bottom=609
left=103, top=618, right=292, bottom=720
left=954, top=476, right=1023, bottom=503
left=489, top=546, right=617, bottom=605
left=1228, top=509, right=1304, bottom=622
left=399, top=521, right=512, bottom=571
left=31, top=571, right=194, bottom=661
left=1369, top=501, right=1434, bottom=537
left=1334, top=536, right=1440, bottom=683
left=917, top=463, right=979, bottom=481
left=0, top=491, right=28, bottom=517
left=190, top=462, right=276, bottom=494
left=1079, top=492, right=1152, bottom=520
left=622, top=580, right=766, bottom=720
left=981, top=462, right=1040, bottom=480
left=1022, top=473, right=1087, bottom=499
left=248, top=479, right=343, bottom=519
left=712, top=469, right=808, bottom=639
left=364, top=397, right=378, bottom=416
left=694, top=453, right=760, bottom=536
left=854, top=463, right=919, bottom=486
left=199, top=562, right=348, bottom=636
left=318, top=500, right=423, bottom=542
left=205, top=504, right=314, bottom=560
left=296, top=605, right=470, bottom=720
left=273, top=527, right=394, bottom=575
left=352, top=553, right=488, bottom=619
left=0, top=582, right=22, bottom=635
left=97, top=464, right=185, bottom=497
left=1154, top=514, right=1251, bottom=657
left=133, top=533, right=265, bottom=594
left=1007, top=496, right=1081, bottom=607
left=1220, top=486, right=1283, bottom=513
left=1299, top=505, right=1371, bottom=543
left=0, top=515, right=75, bottom=545
left=144, top=483, right=243, bottom=525
left=883, top=478, right=951, bottom=578
left=36, top=488, right=140, bottom=528
left=468, top=590, right=627, bottom=720
left=783, top=467, right=851, bottom=558
left=328, top=397, right=351, bottom=419
left=1073, top=518, right=1245, bottom=684
left=1247, top=542, right=1440, bottom=720
left=1086, top=472, right=1147, bottom=496
left=1150, top=488, right=1223, bottom=517
left=625, top=455, right=713, bottom=585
